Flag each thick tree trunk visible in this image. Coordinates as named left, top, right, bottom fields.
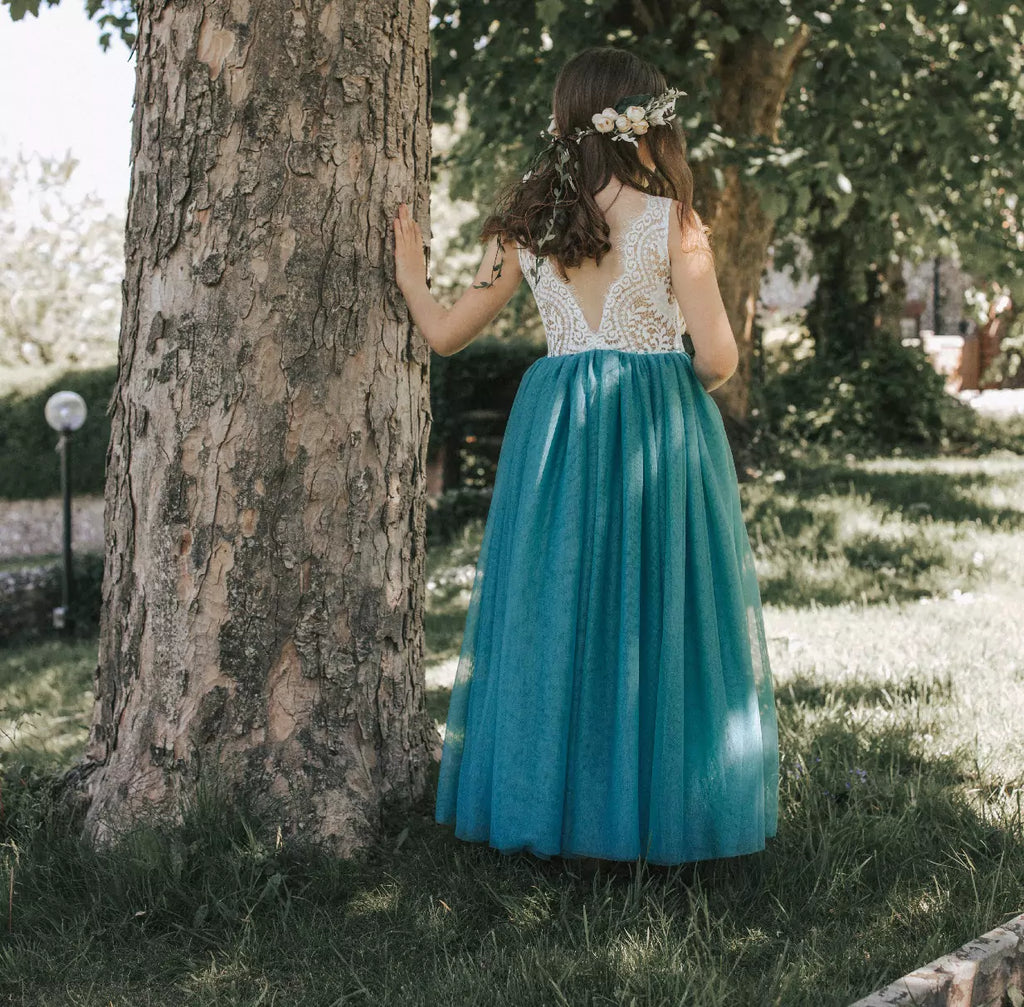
left=694, top=26, right=811, bottom=444
left=70, top=0, right=439, bottom=856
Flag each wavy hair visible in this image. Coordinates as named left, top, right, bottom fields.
left=478, top=47, right=708, bottom=280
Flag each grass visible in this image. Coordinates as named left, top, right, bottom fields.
left=2, top=450, right=1023, bottom=1005
left=0, top=638, right=98, bottom=769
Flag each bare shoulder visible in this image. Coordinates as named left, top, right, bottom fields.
left=666, top=198, right=714, bottom=275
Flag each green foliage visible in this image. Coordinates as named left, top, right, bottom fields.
left=432, top=1, right=1024, bottom=334
left=756, top=333, right=1023, bottom=458
left=776, top=2, right=1024, bottom=296
left=2, top=0, right=136, bottom=50
left=426, top=487, right=493, bottom=546
left=0, top=364, right=115, bottom=500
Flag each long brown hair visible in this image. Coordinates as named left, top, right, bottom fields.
left=478, top=47, right=708, bottom=278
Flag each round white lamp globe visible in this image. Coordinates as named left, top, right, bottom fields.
left=44, top=391, right=88, bottom=433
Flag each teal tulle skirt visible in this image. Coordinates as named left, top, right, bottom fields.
left=434, top=348, right=779, bottom=865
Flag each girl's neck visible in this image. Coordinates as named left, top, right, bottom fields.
left=594, top=176, right=647, bottom=210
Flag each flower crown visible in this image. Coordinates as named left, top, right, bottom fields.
left=545, top=86, right=687, bottom=150
left=472, top=86, right=686, bottom=290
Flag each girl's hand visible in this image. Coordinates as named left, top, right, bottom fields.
left=392, top=203, right=427, bottom=294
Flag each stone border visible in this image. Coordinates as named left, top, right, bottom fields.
left=849, top=912, right=1024, bottom=1006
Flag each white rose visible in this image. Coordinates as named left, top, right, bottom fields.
left=592, top=113, right=616, bottom=133
left=601, top=106, right=617, bottom=118
left=615, top=114, right=630, bottom=132
left=632, top=119, right=649, bottom=134
left=625, top=105, right=646, bottom=122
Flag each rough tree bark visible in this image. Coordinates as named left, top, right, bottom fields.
left=694, top=26, right=811, bottom=445
left=67, top=0, right=440, bottom=855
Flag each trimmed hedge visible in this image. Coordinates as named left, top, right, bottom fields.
left=427, top=337, right=544, bottom=443
left=0, top=365, right=115, bottom=500
left=1, top=341, right=547, bottom=502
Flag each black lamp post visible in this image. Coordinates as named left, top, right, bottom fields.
left=43, top=390, right=87, bottom=636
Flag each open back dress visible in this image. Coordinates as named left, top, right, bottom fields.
left=433, top=189, right=779, bottom=865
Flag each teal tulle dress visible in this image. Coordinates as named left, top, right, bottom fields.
left=434, top=191, right=779, bottom=865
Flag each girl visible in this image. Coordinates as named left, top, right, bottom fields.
left=393, top=47, right=779, bottom=871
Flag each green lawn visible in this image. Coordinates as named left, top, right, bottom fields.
left=2, top=450, right=1023, bottom=1005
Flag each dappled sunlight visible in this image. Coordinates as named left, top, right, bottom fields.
left=345, top=880, right=404, bottom=921
left=743, top=454, right=1024, bottom=607
left=769, top=587, right=1024, bottom=784
left=0, top=638, right=95, bottom=768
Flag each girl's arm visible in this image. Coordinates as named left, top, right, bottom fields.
left=392, top=202, right=523, bottom=357
left=668, top=205, right=740, bottom=392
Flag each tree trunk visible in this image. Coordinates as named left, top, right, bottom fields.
left=877, top=255, right=908, bottom=344
left=806, top=199, right=901, bottom=364
left=694, top=26, right=811, bottom=445
left=70, top=0, right=439, bottom=856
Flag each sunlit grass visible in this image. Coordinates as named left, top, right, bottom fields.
left=0, top=637, right=97, bottom=771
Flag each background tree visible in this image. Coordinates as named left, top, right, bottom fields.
left=429, top=0, right=1024, bottom=434
left=6, top=0, right=440, bottom=855
left=0, top=149, right=123, bottom=371
left=775, top=0, right=1024, bottom=362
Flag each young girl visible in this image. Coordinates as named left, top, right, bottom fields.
left=393, top=47, right=779, bottom=870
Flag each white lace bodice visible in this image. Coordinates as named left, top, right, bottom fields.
left=517, top=192, right=687, bottom=357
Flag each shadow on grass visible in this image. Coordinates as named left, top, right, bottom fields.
left=741, top=455, right=1024, bottom=607
left=783, top=459, right=1024, bottom=531
left=2, top=672, right=1022, bottom=1006
left=412, top=706, right=1021, bottom=1004
left=776, top=669, right=957, bottom=711
left=343, top=671, right=1023, bottom=1005
left=423, top=455, right=1023, bottom=621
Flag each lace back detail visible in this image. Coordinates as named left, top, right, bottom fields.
left=517, top=193, right=687, bottom=357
